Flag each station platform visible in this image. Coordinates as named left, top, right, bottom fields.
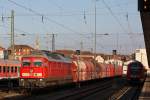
left=139, top=75, right=150, bottom=100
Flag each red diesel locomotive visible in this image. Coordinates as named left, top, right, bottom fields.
left=20, top=50, right=73, bottom=88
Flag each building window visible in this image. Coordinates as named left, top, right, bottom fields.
left=15, top=67, right=17, bottom=72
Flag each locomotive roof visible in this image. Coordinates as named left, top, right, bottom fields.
left=129, top=60, right=142, bottom=64
left=23, top=50, right=72, bottom=63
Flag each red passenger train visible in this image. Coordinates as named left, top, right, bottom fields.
left=127, top=60, right=147, bottom=83
left=19, top=50, right=123, bottom=88
left=0, top=59, right=20, bottom=86
left=0, top=60, right=20, bottom=80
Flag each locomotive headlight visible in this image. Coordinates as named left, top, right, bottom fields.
left=40, top=79, right=43, bottom=81
left=34, top=73, right=42, bottom=76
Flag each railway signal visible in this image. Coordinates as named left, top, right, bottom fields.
left=76, top=50, right=80, bottom=55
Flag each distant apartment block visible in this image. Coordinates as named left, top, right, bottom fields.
left=135, top=48, right=149, bottom=69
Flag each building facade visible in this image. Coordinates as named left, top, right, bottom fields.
left=0, top=46, right=5, bottom=59
left=8, top=45, right=34, bottom=60
left=135, top=48, right=149, bottom=69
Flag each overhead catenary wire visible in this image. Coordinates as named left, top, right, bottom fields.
left=7, top=0, right=81, bottom=34
left=48, top=0, right=63, bottom=11
left=2, top=0, right=143, bottom=53
left=101, top=0, right=143, bottom=53
left=0, top=24, right=32, bottom=35
left=102, top=0, right=127, bottom=33
left=0, top=23, right=144, bottom=36
left=126, top=13, right=135, bottom=51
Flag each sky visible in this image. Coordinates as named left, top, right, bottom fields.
left=0, top=0, right=145, bottom=54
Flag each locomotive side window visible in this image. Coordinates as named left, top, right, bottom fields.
left=47, top=53, right=61, bottom=60
left=3, top=66, right=6, bottom=73
left=34, top=60, right=42, bottom=67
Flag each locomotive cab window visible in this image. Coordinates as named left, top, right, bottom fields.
left=34, top=60, right=42, bottom=67
left=23, top=61, right=31, bottom=66
left=130, top=63, right=141, bottom=69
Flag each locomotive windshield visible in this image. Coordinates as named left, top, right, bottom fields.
left=34, top=61, right=42, bottom=67
left=130, top=62, right=142, bottom=70
left=23, top=62, right=30, bottom=66
left=22, top=58, right=31, bottom=67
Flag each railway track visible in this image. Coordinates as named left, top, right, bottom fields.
left=109, top=83, right=143, bottom=100
left=0, top=89, right=22, bottom=100
left=8, top=79, right=113, bottom=100
left=54, top=80, right=112, bottom=100
left=109, top=86, right=131, bottom=100
left=2, top=78, right=125, bottom=100
left=0, top=83, right=25, bottom=100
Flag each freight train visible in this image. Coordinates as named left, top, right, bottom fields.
left=127, top=60, right=147, bottom=83
left=19, top=50, right=123, bottom=88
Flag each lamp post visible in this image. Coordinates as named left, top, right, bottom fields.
left=1, top=10, right=15, bottom=59
left=94, top=0, right=97, bottom=79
